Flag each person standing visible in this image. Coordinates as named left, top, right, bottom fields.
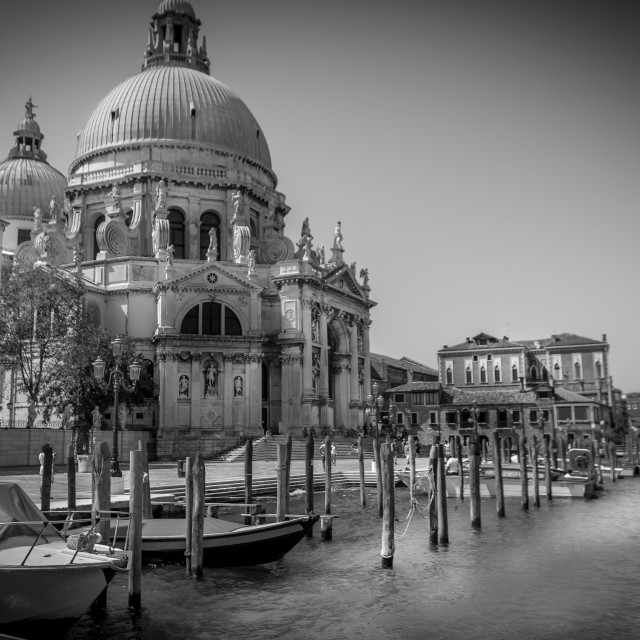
left=331, top=442, right=337, bottom=466
left=319, top=441, right=326, bottom=470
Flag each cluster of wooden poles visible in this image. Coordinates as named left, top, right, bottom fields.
left=35, top=429, right=627, bottom=607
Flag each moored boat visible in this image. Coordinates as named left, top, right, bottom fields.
left=100, top=514, right=318, bottom=567
left=0, top=482, right=129, bottom=638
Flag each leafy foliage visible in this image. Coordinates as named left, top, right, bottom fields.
left=0, top=264, right=155, bottom=431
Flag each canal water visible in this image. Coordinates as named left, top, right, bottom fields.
left=65, top=479, right=640, bottom=640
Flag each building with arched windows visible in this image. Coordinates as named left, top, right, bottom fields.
left=0, top=1, right=385, bottom=458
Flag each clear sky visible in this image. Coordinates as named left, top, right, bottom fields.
left=1, top=1, right=639, bottom=391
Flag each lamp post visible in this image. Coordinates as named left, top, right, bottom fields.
left=92, top=338, right=141, bottom=477
left=365, top=381, right=384, bottom=438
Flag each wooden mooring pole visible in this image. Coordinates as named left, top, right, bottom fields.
left=128, top=449, right=143, bottom=609
left=358, top=435, right=366, bottom=507
left=244, top=439, right=253, bottom=525
left=531, top=435, right=540, bottom=508
left=519, top=436, right=529, bottom=511
left=285, top=433, right=293, bottom=513
left=92, top=442, right=111, bottom=544
left=429, top=444, right=438, bottom=545
left=437, top=444, right=449, bottom=545
left=543, top=434, right=553, bottom=500
left=67, top=443, right=76, bottom=512
left=373, top=436, right=383, bottom=517
left=276, top=442, right=287, bottom=522
left=40, top=444, right=53, bottom=512
left=380, top=443, right=395, bottom=568
left=457, top=436, right=464, bottom=500
left=609, top=441, right=617, bottom=483
left=469, top=438, right=481, bottom=528
left=191, top=454, right=205, bottom=577
left=305, top=433, right=314, bottom=527
left=184, top=456, right=193, bottom=575
left=139, top=440, right=152, bottom=519
left=493, top=432, right=505, bottom=517
left=324, top=435, right=332, bottom=515
left=408, top=435, right=416, bottom=507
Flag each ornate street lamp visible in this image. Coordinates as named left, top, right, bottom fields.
left=365, top=381, right=384, bottom=438
left=92, top=337, right=142, bottom=477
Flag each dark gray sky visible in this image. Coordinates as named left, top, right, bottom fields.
left=1, top=1, right=639, bottom=390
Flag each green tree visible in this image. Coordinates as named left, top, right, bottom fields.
left=0, top=264, right=154, bottom=439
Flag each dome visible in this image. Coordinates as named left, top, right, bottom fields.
left=0, top=157, right=66, bottom=218
left=72, top=65, right=271, bottom=171
left=156, top=0, right=196, bottom=18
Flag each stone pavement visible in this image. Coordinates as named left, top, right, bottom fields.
left=0, top=454, right=395, bottom=509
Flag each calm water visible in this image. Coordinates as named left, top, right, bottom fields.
left=64, top=479, right=640, bottom=640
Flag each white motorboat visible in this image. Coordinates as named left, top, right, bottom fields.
left=0, top=482, right=129, bottom=638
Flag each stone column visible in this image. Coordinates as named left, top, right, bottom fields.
left=223, top=354, right=234, bottom=429
left=247, top=353, right=262, bottom=436
left=190, top=353, right=201, bottom=427
left=349, top=316, right=359, bottom=403
left=332, top=356, right=350, bottom=430
left=319, top=305, right=330, bottom=428
left=363, top=319, right=372, bottom=405
left=157, top=351, right=167, bottom=437
left=301, top=299, right=314, bottom=398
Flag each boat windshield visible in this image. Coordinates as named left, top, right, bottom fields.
left=0, top=482, right=63, bottom=548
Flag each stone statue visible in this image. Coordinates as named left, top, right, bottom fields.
left=33, top=206, right=43, bottom=233
left=334, top=221, right=343, bottom=249
left=155, top=179, right=167, bottom=210
left=179, top=374, right=189, bottom=397
left=166, top=244, right=175, bottom=266
left=248, top=249, right=256, bottom=274
left=359, top=268, right=370, bottom=287
left=49, top=195, right=60, bottom=221
left=92, top=406, right=102, bottom=430
left=204, top=364, right=218, bottom=397
left=25, top=97, right=37, bottom=118
left=232, top=189, right=242, bottom=215
left=107, top=183, right=122, bottom=208
left=301, top=217, right=312, bottom=240
left=73, top=246, right=84, bottom=267
left=207, top=227, right=218, bottom=260
left=302, top=236, right=312, bottom=261
left=318, top=244, right=325, bottom=265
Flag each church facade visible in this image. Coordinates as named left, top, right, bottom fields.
left=0, top=1, right=378, bottom=457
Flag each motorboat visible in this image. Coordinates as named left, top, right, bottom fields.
left=98, top=513, right=318, bottom=567
left=0, top=482, right=129, bottom=638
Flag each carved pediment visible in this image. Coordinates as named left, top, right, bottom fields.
left=323, top=264, right=365, bottom=298
left=154, top=262, right=263, bottom=294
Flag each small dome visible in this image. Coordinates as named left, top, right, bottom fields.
left=0, top=157, right=66, bottom=218
left=15, top=118, right=41, bottom=136
left=156, top=0, right=196, bottom=18
left=72, top=65, right=271, bottom=170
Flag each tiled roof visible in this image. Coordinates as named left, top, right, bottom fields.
left=370, top=352, right=437, bottom=376
left=553, top=387, right=599, bottom=403
left=440, top=332, right=606, bottom=353
left=386, top=381, right=441, bottom=393
left=441, top=387, right=538, bottom=406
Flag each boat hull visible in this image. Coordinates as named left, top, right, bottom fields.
left=108, top=516, right=318, bottom=567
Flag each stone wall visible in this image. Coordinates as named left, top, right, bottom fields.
left=0, top=428, right=153, bottom=468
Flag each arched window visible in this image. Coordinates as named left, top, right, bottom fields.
left=511, top=364, right=518, bottom=382
left=200, top=212, right=221, bottom=260
left=529, top=365, right=538, bottom=381
left=574, top=361, right=582, bottom=380
left=494, top=365, right=502, bottom=383
left=497, top=408, right=508, bottom=427
left=446, top=366, right=453, bottom=385
left=554, top=362, right=561, bottom=378
left=465, top=365, right=473, bottom=384
left=480, top=365, right=487, bottom=383
left=542, top=366, right=549, bottom=381
left=169, top=209, right=186, bottom=258
left=180, top=301, right=243, bottom=336
left=595, top=360, right=602, bottom=379
left=93, top=215, right=105, bottom=260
